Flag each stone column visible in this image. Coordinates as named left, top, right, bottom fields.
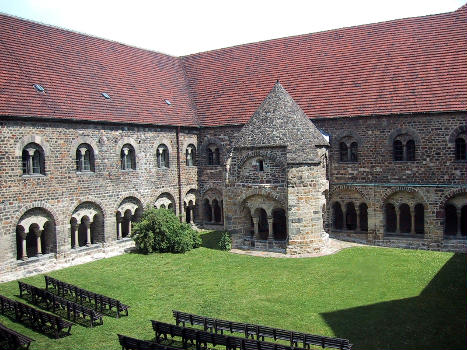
left=396, top=207, right=400, bottom=234
left=27, top=148, right=35, bottom=174
left=267, top=216, right=274, bottom=241
left=78, top=147, right=87, bottom=171
left=253, top=217, right=259, bottom=239
left=85, top=221, right=91, bottom=246
left=117, top=216, right=122, bottom=240
left=128, top=218, right=132, bottom=237
left=190, top=207, right=194, bottom=224
left=71, top=221, right=78, bottom=248
left=457, top=207, right=462, bottom=237
left=20, top=231, right=28, bottom=260
left=123, top=147, right=129, bottom=169
left=410, top=207, right=415, bottom=234
left=32, top=226, right=42, bottom=256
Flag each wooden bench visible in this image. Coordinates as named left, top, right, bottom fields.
left=18, top=281, right=103, bottom=327
left=45, top=275, right=129, bottom=318
left=117, top=334, right=185, bottom=350
left=0, top=294, right=72, bottom=338
left=0, top=322, right=34, bottom=350
left=172, top=310, right=352, bottom=350
left=151, top=320, right=310, bottom=350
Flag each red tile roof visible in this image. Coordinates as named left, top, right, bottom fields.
left=182, top=5, right=467, bottom=126
left=0, top=14, right=198, bottom=126
left=0, top=6, right=466, bottom=128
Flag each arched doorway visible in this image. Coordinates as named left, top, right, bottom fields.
left=272, top=208, right=287, bottom=240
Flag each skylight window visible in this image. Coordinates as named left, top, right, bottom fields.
left=33, top=84, right=44, bottom=92
left=164, top=99, right=171, bottom=105
left=101, top=92, right=110, bottom=99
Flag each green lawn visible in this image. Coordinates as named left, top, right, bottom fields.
left=0, top=234, right=465, bottom=350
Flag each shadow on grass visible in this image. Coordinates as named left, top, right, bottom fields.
left=200, top=230, right=223, bottom=250
left=321, top=254, right=467, bottom=350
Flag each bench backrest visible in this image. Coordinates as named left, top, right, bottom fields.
left=172, top=310, right=352, bottom=350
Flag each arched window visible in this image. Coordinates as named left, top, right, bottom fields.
left=22, top=143, right=45, bottom=175
left=359, top=203, right=368, bottom=232
left=257, top=208, right=269, bottom=240
left=385, top=203, right=397, bottom=233
left=339, top=142, right=348, bottom=162
left=332, top=202, right=343, bottom=230
left=350, top=142, right=358, bottom=162
left=455, top=137, right=466, bottom=161
left=157, top=144, right=169, bottom=168
left=186, top=144, right=196, bottom=166
left=414, top=203, right=424, bottom=234
left=76, top=143, right=95, bottom=172
left=393, top=135, right=416, bottom=161
left=120, top=144, right=136, bottom=170
left=214, top=148, right=220, bottom=165
left=207, top=144, right=220, bottom=165
left=406, top=140, right=416, bottom=161
left=345, top=202, right=357, bottom=230
left=444, top=204, right=457, bottom=236
left=399, top=204, right=411, bottom=233
left=393, top=140, right=403, bottom=161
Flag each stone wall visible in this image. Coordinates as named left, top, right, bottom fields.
left=0, top=118, right=199, bottom=277
left=287, top=149, right=329, bottom=254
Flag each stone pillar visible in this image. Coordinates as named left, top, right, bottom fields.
left=27, top=148, right=35, bottom=174
left=117, top=216, right=122, bottom=240
left=253, top=217, right=259, bottom=239
left=190, top=207, right=194, bottom=224
left=32, top=226, right=42, bottom=256
left=457, top=207, right=462, bottom=237
left=267, top=216, right=273, bottom=241
left=128, top=218, right=132, bottom=237
left=71, top=221, right=78, bottom=248
left=20, top=231, right=28, bottom=260
left=410, top=207, right=415, bottom=234
left=396, top=207, right=400, bottom=234
left=85, top=221, right=91, bottom=246
left=78, top=147, right=87, bottom=171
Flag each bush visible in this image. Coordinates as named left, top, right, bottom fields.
left=218, top=231, right=232, bottom=251
left=132, top=207, right=201, bottom=254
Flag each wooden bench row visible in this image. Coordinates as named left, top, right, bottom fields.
left=0, top=321, right=34, bottom=350
left=117, top=334, right=185, bottom=350
left=152, top=320, right=310, bottom=350
left=0, top=294, right=72, bottom=338
left=18, top=281, right=103, bottom=327
left=172, top=310, right=352, bottom=350
left=45, top=275, right=129, bottom=318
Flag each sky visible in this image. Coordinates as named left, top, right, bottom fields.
left=0, top=0, right=464, bottom=56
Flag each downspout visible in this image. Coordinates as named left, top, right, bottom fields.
left=176, top=126, right=183, bottom=222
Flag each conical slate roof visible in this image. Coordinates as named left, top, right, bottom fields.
left=233, top=82, right=329, bottom=164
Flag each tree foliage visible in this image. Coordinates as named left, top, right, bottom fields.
left=132, top=208, right=201, bottom=254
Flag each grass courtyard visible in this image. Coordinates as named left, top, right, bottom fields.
left=0, top=232, right=465, bottom=350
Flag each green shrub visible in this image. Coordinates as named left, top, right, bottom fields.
left=132, top=207, right=201, bottom=254
left=218, top=231, right=232, bottom=251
